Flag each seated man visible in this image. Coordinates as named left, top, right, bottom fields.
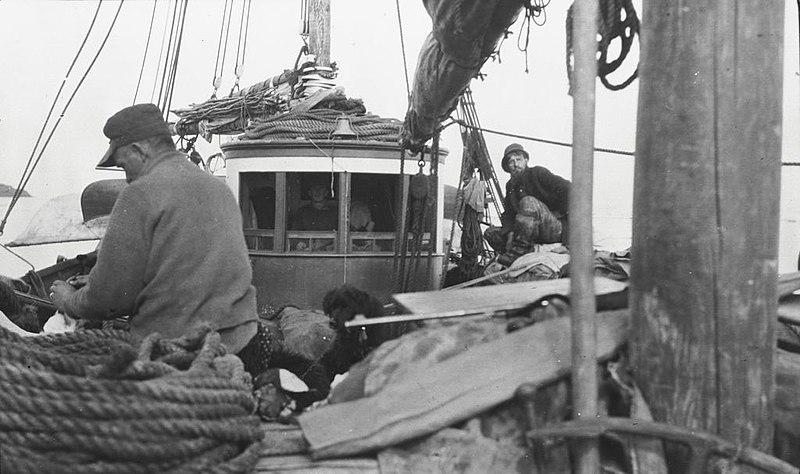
left=49, top=103, right=258, bottom=358
left=484, top=143, right=571, bottom=267
left=290, top=182, right=338, bottom=250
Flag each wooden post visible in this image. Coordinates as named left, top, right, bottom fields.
left=631, top=0, right=784, bottom=454
left=569, top=0, right=600, bottom=472
left=306, top=0, right=331, bottom=67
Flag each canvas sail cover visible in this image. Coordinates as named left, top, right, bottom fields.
left=400, top=0, right=523, bottom=152
left=8, top=194, right=108, bottom=247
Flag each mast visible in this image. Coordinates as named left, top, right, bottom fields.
left=305, top=0, right=331, bottom=67
left=631, top=0, right=783, bottom=457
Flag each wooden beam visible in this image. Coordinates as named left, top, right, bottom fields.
left=631, top=0, right=784, bottom=453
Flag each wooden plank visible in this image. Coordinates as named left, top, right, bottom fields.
left=254, top=454, right=378, bottom=473
left=393, top=276, right=627, bottom=315
left=298, top=310, right=629, bottom=459
left=260, top=423, right=309, bottom=456
left=631, top=0, right=783, bottom=453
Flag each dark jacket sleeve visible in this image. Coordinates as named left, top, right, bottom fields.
left=525, top=167, right=571, bottom=217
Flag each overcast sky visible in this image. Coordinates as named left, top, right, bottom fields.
left=0, top=0, right=798, bottom=231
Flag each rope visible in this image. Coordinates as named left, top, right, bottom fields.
left=566, top=0, right=640, bottom=92
left=211, top=0, right=235, bottom=99
left=395, top=0, right=411, bottom=100
left=155, top=0, right=179, bottom=110
left=0, top=325, right=263, bottom=473
left=133, top=0, right=159, bottom=105
left=243, top=110, right=402, bottom=142
left=230, top=0, right=253, bottom=96
left=162, top=0, right=189, bottom=118
left=0, top=0, right=124, bottom=237
left=0, top=0, right=102, bottom=237
left=447, top=118, right=635, bottom=157
left=517, top=0, right=551, bottom=73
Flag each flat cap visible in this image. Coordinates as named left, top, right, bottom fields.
left=97, top=104, right=171, bottom=167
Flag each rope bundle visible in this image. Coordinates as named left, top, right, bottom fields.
left=243, top=109, right=402, bottom=142
left=0, top=325, right=264, bottom=474
left=566, top=0, right=640, bottom=92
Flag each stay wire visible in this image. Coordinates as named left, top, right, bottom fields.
left=0, top=0, right=121, bottom=236
left=163, top=0, right=189, bottom=117
left=395, top=0, right=411, bottom=100
left=150, top=0, right=172, bottom=103
left=156, top=0, right=179, bottom=110
left=211, top=0, right=235, bottom=99
left=133, top=0, right=159, bottom=105
left=230, top=0, right=253, bottom=96
left=445, top=118, right=635, bottom=157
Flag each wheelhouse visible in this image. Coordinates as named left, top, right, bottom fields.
left=221, top=139, right=447, bottom=312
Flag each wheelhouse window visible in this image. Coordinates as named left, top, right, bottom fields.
left=240, top=171, right=403, bottom=254
left=241, top=172, right=276, bottom=250
left=287, top=172, right=339, bottom=252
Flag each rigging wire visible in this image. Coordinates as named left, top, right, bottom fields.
left=162, top=0, right=189, bottom=117
left=394, top=0, right=411, bottom=100
left=211, top=0, right=235, bottom=99
left=229, top=0, right=253, bottom=95
left=150, top=1, right=172, bottom=103
left=155, top=0, right=179, bottom=110
left=0, top=0, right=124, bottom=236
left=133, top=0, right=159, bottom=105
left=0, top=0, right=103, bottom=237
left=444, top=118, right=636, bottom=157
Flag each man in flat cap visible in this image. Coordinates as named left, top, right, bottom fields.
left=50, top=104, right=260, bottom=369
left=484, top=143, right=571, bottom=266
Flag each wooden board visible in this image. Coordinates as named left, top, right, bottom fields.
left=392, top=276, right=627, bottom=315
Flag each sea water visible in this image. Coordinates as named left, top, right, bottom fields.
left=1, top=164, right=799, bottom=279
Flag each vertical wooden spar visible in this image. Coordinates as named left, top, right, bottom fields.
left=569, top=0, right=600, bottom=472
left=631, top=0, right=783, bottom=454
left=306, top=0, right=331, bottom=67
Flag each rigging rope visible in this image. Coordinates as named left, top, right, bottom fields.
left=229, top=0, right=253, bottom=96
left=517, top=0, right=551, bottom=73
left=395, top=0, right=411, bottom=100
left=445, top=118, right=635, bottom=157
left=133, top=0, right=159, bottom=105
left=0, top=0, right=124, bottom=237
left=0, top=325, right=263, bottom=473
left=155, top=0, right=179, bottom=111
left=211, top=0, right=235, bottom=99
left=162, top=0, right=189, bottom=117
left=566, top=0, right=640, bottom=92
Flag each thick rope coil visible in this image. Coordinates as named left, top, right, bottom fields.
left=242, top=109, right=402, bottom=142
left=566, top=0, right=640, bottom=92
left=0, top=324, right=264, bottom=474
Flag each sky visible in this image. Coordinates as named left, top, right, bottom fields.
left=0, top=0, right=799, bottom=269
left=0, top=0, right=644, bottom=198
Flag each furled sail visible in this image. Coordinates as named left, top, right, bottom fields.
left=400, top=0, right=524, bottom=152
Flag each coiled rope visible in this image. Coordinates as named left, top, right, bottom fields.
left=0, top=325, right=264, bottom=474
left=243, top=109, right=402, bottom=143
left=566, top=0, right=640, bottom=92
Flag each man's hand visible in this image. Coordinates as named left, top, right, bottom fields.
left=49, top=280, right=77, bottom=312
left=505, top=232, right=515, bottom=251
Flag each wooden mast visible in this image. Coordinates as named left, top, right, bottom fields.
left=306, top=0, right=331, bottom=67
left=631, top=0, right=784, bottom=454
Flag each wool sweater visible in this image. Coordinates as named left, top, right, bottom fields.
left=63, top=151, right=257, bottom=352
left=500, top=165, right=571, bottom=231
